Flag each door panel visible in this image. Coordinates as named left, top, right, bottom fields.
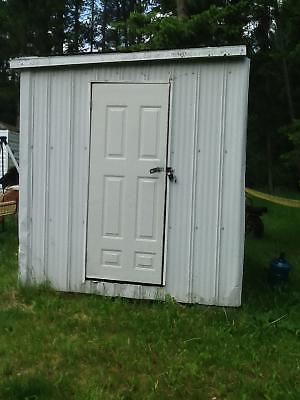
left=86, top=83, right=170, bottom=285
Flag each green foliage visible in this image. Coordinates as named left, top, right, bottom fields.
left=126, top=1, right=251, bottom=49
left=0, top=0, right=67, bottom=124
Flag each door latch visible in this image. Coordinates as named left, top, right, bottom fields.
left=149, top=166, right=177, bottom=183
left=166, top=167, right=177, bottom=183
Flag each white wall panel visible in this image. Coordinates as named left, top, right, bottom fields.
left=166, top=64, right=198, bottom=302
left=46, top=71, right=72, bottom=289
left=30, top=72, right=49, bottom=281
left=19, top=72, right=33, bottom=283
left=66, top=69, right=95, bottom=291
left=218, top=59, right=250, bottom=306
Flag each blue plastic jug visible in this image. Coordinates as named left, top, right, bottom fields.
left=269, top=253, right=291, bottom=284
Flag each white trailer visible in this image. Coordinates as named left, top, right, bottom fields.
left=0, top=128, right=19, bottom=180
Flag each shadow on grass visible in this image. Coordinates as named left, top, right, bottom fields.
left=0, top=374, right=70, bottom=400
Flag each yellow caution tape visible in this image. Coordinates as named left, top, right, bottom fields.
left=245, top=188, right=300, bottom=208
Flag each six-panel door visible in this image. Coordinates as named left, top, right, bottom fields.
left=86, top=83, right=170, bottom=285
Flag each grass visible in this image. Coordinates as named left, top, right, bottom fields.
left=0, top=204, right=299, bottom=400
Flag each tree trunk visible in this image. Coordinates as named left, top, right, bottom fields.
left=55, top=6, right=65, bottom=54
left=121, top=0, right=129, bottom=48
left=266, top=131, right=274, bottom=193
left=281, top=55, right=295, bottom=121
left=274, top=1, right=295, bottom=121
left=90, top=0, right=95, bottom=52
left=176, top=0, right=188, bottom=19
left=73, top=0, right=80, bottom=53
left=101, top=0, right=108, bottom=51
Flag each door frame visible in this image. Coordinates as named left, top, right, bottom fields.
left=84, top=80, right=173, bottom=287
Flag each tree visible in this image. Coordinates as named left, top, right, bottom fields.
left=246, top=0, right=300, bottom=191
left=65, top=0, right=85, bottom=53
left=97, top=1, right=152, bottom=51
left=0, top=0, right=67, bottom=124
left=126, top=1, right=251, bottom=50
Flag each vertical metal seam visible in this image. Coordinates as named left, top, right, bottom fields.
left=22, top=72, right=33, bottom=282
left=83, top=71, right=99, bottom=286
left=43, top=73, right=51, bottom=280
left=29, top=77, right=35, bottom=276
left=188, top=70, right=200, bottom=302
left=239, top=60, right=251, bottom=295
left=67, top=72, right=75, bottom=290
left=83, top=79, right=95, bottom=283
left=214, top=63, right=228, bottom=302
left=28, top=74, right=35, bottom=279
left=161, top=79, right=173, bottom=286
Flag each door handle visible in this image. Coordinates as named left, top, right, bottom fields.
left=149, top=167, right=164, bottom=174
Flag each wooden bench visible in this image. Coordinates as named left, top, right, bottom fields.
left=0, top=188, right=19, bottom=225
left=0, top=200, right=17, bottom=217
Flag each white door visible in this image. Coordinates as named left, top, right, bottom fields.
left=86, top=83, right=170, bottom=285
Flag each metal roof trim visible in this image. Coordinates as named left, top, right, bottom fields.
left=10, top=46, right=246, bottom=70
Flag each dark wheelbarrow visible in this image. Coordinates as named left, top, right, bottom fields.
left=245, top=197, right=267, bottom=238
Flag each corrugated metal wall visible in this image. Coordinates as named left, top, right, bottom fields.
left=19, top=57, right=249, bottom=306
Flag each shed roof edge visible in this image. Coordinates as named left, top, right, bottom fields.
left=10, top=46, right=246, bottom=70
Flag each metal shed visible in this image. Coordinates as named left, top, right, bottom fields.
left=11, top=46, right=250, bottom=306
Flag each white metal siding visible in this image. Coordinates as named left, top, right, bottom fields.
left=18, top=57, right=249, bottom=306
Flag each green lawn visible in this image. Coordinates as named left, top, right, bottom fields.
left=0, top=203, right=299, bottom=400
